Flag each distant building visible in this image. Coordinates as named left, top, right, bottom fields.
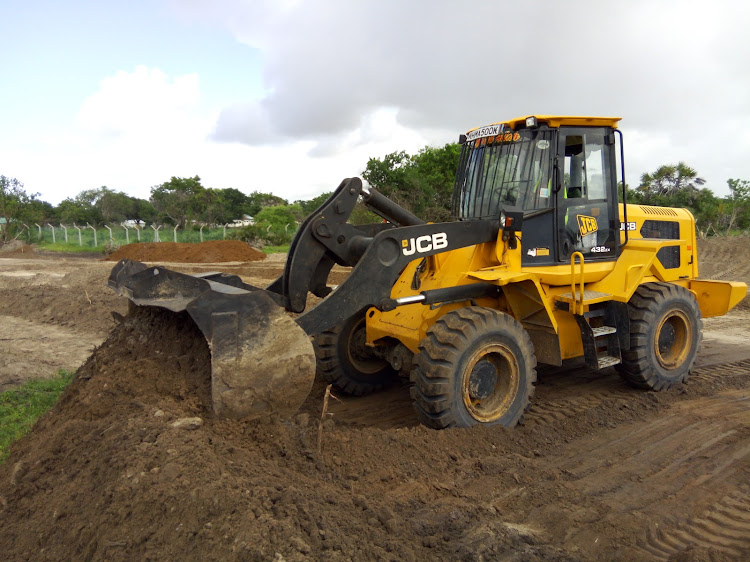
left=228, top=215, right=255, bottom=228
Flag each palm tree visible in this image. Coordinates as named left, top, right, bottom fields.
left=639, top=162, right=705, bottom=198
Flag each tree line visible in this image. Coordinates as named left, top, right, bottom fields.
left=0, top=175, right=327, bottom=245
left=2, top=145, right=749, bottom=245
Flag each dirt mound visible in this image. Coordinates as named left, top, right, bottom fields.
left=2, top=307, right=750, bottom=560
left=0, top=241, right=35, bottom=257
left=105, top=240, right=266, bottom=264
left=0, top=307, right=571, bottom=561
left=698, top=235, right=750, bottom=308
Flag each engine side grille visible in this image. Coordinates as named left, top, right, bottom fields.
left=639, top=206, right=679, bottom=216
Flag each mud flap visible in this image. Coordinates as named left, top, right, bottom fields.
left=108, top=259, right=315, bottom=420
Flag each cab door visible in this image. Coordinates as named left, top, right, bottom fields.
left=555, top=127, right=619, bottom=262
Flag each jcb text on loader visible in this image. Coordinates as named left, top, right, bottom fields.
left=109, top=115, right=747, bottom=429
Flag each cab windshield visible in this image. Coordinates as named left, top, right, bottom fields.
left=453, top=127, right=555, bottom=220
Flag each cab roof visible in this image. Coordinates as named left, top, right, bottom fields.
left=466, top=115, right=621, bottom=135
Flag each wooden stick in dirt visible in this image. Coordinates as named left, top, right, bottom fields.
left=317, top=384, right=332, bottom=454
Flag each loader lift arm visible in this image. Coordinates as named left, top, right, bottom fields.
left=263, top=177, right=500, bottom=334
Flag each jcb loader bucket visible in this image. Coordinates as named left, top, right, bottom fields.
left=108, top=259, right=316, bottom=420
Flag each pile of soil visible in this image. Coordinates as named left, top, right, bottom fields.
left=0, top=241, right=35, bottom=257
left=2, top=308, right=749, bottom=560
left=106, top=240, right=265, bottom=264
left=698, top=235, right=750, bottom=308
left=0, top=307, right=571, bottom=561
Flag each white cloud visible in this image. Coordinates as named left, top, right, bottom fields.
left=173, top=0, right=750, bottom=196
left=76, top=66, right=203, bottom=139
left=6, top=0, right=750, bottom=206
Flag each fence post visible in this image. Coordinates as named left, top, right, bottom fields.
left=105, top=225, right=113, bottom=244
left=60, top=224, right=69, bottom=243
left=15, top=224, right=29, bottom=242
left=86, top=223, right=97, bottom=246
left=35, top=223, right=42, bottom=239
left=173, top=224, right=179, bottom=243
left=151, top=224, right=161, bottom=242
left=123, top=225, right=129, bottom=244
left=73, top=223, right=83, bottom=246
left=200, top=225, right=204, bottom=243
left=46, top=223, right=56, bottom=243
left=135, top=224, right=141, bottom=242
left=223, top=224, right=228, bottom=239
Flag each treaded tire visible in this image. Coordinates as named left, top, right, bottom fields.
left=313, top=311, right=397, bottom=396
left=616, top=282, right=702, bottom=390
left=410, top=307, right=537, bottom=429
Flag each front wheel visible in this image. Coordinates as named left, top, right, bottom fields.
left=314, top=311, right=397, bottom=396
left=616, top=282, right=702, bottom=390
left=410, top=307, right=537, bottom=429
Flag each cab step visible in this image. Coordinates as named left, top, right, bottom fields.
left=574, top=314, right=622, bottom=370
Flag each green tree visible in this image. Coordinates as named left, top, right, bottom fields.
left=57, top=198, right=95, bottom=226
left=0, top=176, right=46, bottom=242
left=253, top=204, right=301, bottom=245
left=722, top=178, right=750, bottom=233
left=56, top=187, right=136, bottom=226
left=97, top=188, right=133, bottom=224
left=247, top=191, right=287, bottom=217
left=638, top=162, right=705, bottom=199
left=363, top=143, right=461, bottom=221
left=131, top=198, right=158, bottom=225
left=295, top=192, right=332, bottom=216
left=219, top=188, right=251, bottom=223
left=150, top=176, right=205, bottom=227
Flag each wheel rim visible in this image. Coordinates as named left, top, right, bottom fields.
left=462, top=343, right=520, bottom=423
left=346, top=317, right=387, bottom=374
left=654, top=309, right=692, bottom=369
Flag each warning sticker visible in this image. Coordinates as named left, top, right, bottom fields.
left=527, top=247, right=550, bottom=257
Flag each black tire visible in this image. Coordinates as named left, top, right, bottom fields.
left=410, top=307, right=537, bottom=429
left=313, top=311, right=397, bottom=396
left=616, top=282, right=702, bottom=390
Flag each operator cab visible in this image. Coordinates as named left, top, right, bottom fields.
left=453, top=115, right=622, bottom=266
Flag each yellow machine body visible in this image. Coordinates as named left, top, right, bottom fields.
left=367, top=115, right=746, bottom=367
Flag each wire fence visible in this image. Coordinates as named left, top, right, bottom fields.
left=14, top=223, right=240, bottom=248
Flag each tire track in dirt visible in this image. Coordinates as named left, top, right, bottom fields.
left=529, top=386, right=750, bottom=558
left=639, top=485, right=750, bottom=559
left=523, top=359, right=750, bottom=429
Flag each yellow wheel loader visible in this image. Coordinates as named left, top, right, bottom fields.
left=109, top=115, right=747, bottom=429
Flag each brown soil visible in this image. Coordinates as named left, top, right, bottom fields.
left=0, top=237, right=749, bottom=560
left=0, top=241, right=36, bottom=257
left=106, top=240, right=266, bottom=264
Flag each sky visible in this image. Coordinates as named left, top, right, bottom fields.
left=2, top=0, right=749, bottom=206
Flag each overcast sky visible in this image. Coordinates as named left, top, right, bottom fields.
left=2, top=0, right=749, bottom=205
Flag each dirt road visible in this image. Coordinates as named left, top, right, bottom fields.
left=0, top=240, right=748, bottom=560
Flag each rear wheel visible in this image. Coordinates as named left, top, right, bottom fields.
left=314, top=311, right=397, bottom=396
left=411, top=307, right=536, bottom=429
left=616, top=282, right=702, bottom=390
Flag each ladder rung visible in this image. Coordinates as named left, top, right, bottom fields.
left=597, top=355, right=621, bottom=369
left=592, top=326, right=616, bottom=337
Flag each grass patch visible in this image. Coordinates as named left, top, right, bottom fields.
left=0, top=370, right=74, bottom=463
left=262, top=245, right=290, bottom=254
left=36, top=242, right=102, bottom=254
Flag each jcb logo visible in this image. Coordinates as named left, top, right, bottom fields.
left=577, top=215, right=598, bottom=237
left=402, top=233, right=448, bottom=256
